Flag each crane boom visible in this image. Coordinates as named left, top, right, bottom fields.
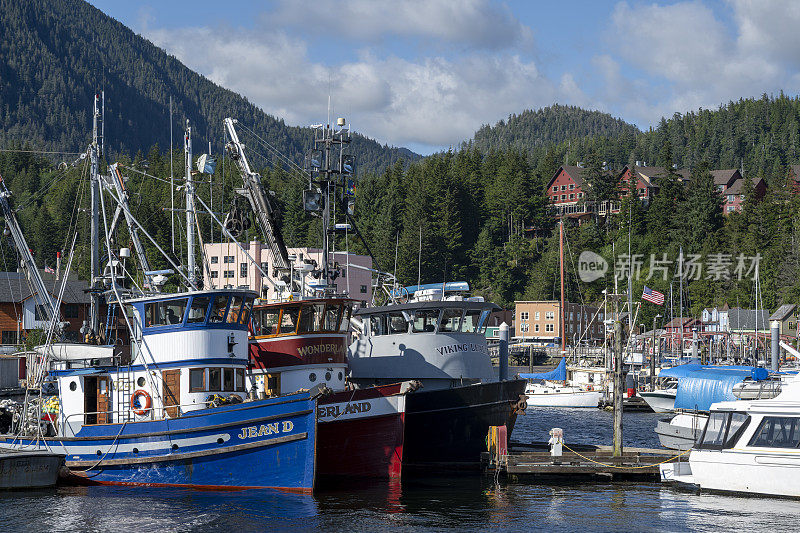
left=0, top=175, right=60, bottom=330
left=223, top=118, right=290, bottom=273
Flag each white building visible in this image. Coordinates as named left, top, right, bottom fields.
left=202, top=242, right=373, bottom=304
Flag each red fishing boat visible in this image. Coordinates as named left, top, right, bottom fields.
left=249, top=298, right=413, bottom=479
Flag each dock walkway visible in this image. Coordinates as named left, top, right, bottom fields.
left=485, top=441, right=686, bottom=481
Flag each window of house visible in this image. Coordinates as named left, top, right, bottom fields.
left=569, top=184, right=575, bottom=190
left=260, top=262, right=269, bottom=273
left=578, top=192, right=584, bottom=198
left=534, top=324, right=540, bottom=332
left=240, top=263, right=248, bottom=277
left=223, top=256, right=235, bottom=263
left=561, top=194, right=566, bottom=200
left=34, top=304, right=48, bottom=321
left=740, top=194, right=745, bottom=201
left=553, top=186, right=558, bottom=192
left=545, top=324, right=554, bottom=332
left=520, top=311, right=529, bottom=320
left=360, top=285, right=368, bottom=293
left=1, top=331, right=16, bottom=345
left=64, top=304, right=79, bottom=319
left=727, top=205, right=735, bottom=212
left=189, top=368, right=205, bottom=392
left=210, top=256, right=219, bottom=264
left=789, top=322, right=796, bottom=330
left=727, top=194, right=734, bottom=203
left=561, top=185, right=567, bottom=191
left=224, top=270, right=234, bottom=278
left=520, top=323, right=528, bottom=332
left=545, top=311, right=554, bottom=320
left=210, top=271, right=219, bottom=278
left=535, top=312, right=540, bottom=320
left=569, top=194, right=575, bottom=200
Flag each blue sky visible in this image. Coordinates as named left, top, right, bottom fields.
left=89, top=0, right=800, bottom=154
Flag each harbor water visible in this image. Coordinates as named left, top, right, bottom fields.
left=4, top=409, right=800, bottom=532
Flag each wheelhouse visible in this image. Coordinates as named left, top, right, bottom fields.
left=250, top=298, right=354, bottom=338
left=357, top=301, right=495, bottom=337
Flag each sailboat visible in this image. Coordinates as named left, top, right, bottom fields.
left=521, top=358, right=602, bottom=408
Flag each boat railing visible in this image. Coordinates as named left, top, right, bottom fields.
left=58, top=401, right=220, bottom=437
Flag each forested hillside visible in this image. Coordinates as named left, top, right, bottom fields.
left=0, top=0, right=417, bottom=172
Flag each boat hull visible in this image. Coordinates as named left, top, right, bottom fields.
left=316, top=383, right=406, bottom=480
left=0, top=450, right=65, bottom=489
left=639, top=390, right=677, bottom=413
left=402, top=379, right=527, bottom=470
left=525, top=390, right=601, bottom=408
left=687, top=449, right=800, bottom=497
left=1, top=392, right=317, bottom=492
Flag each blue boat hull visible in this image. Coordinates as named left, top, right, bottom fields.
left=2, top=392, right=317, bottom=492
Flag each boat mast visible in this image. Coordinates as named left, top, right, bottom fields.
left=89, top=92, right=103, bottom=336
left=679, top=246, right=684, bottom=357
left=559, top=218, right=566, bottom=354
left=185, top=119, right=196, bottom=287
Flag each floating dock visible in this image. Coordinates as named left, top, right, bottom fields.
left=484, top=441, right=685, bottom=481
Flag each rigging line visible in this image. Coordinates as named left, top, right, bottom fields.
left=116, top=164, right=173, bottom=185
left=14, top=164, right=81, bottom=212
left=60, top=157, right=90, bottom=257
left=0, top=149, right=84, bottom=155
left=236, top=122, right=308, bottom=175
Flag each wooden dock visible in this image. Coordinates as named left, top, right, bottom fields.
left=484, top=441, right=685, bottom=481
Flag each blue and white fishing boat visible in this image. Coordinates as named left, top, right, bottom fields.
left=0, top=101, right=318, bottom=491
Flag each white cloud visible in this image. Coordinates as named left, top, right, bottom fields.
left=264, top=0, right=532, bottom=51
left=602, top=1, right=800, bottom=127
left=145, top=25, right=558, bottom=149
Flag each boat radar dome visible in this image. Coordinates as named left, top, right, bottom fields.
left=337, top=117, right=346, bottom=127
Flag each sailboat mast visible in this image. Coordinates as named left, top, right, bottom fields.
left=185, top=119, right=196, bottom=287
left=679, top=246, right=684, bottom=356
left=560, top=218, right=565, bottom=353
left=89, top=92, right=102, bottom=336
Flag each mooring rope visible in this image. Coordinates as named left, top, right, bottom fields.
left=559, top=442, right=691, bottom=469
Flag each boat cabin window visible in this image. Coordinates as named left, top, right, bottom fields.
left=299, top=304, right=324, bottom=333
left=462, top=309, right=482, bottom=333
left=254, top=308, right=281, bottom=336
left=189, top=368, right=205, bottom=392
left=227, top=296, right=244, bottom=323
left=280, top=305, right=300, bottom=334
left=748, top=416, right=800, bottom=448
left=439, top=308, right=464, bottom=332
left=187, top=297, right=210, bottom=323
left=370, top=314, right=386, bottom=336
left=145, top=298, right=188, bottom=327
left=240, top=298, right=253, bottom=325
left=697, top=411, right=750, bottom=450
left=388, top=312, right=408, bottom=334
left=340, top=306, right=352, bottom=332
left=413, top=308, right=440, bottom=333
left=209, top=295, right=230, bottom=323
left=477, top=309, right=491, bottom=334
left=323, top=304, right=342, bottom=331
left=189, top=367, right=246, bottom=392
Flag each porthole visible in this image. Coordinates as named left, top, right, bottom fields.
left=137, top=377, right=146, bottom=387
left=132, top=448, right=139, bottom=454
left=338, top=372, right=343, bottom=381
left=96, top=450, right=102, bottom=457
left=217, top=438, right=224, bottom=444
left=325, top=372, right=332, bottom=381
left=309, top=373, right=317, bottom=382
left=69, top=381, right=77, bottom=392
left=172, top=444, right=178, bottom=451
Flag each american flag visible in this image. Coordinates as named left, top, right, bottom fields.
left=642, top=286, right=664, bottom=305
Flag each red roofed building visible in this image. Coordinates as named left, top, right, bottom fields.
left=546, top=165, right=587, bottom=206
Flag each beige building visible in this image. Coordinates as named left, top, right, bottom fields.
left=514, top=300, right=604, bottom=343
left=203, top=242, right=373, bottom=304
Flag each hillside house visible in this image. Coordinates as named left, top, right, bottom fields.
left=546, top=166, right=619, bottom=219
left=769, top=304, right=798, bottom=338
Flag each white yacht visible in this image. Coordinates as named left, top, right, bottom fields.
left=661, top=374, right=800, bottom=497
left=522, top=359, right=602, bottom=408
left=639, top=381, right=678, bottom=413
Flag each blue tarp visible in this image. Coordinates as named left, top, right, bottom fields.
left=660, top=364, right=768, bottom=381
left=520, top=357, right=567, bottom=381
left=673, top=367, right=760, bottom=411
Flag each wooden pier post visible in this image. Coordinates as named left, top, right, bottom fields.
left=613, top=319, right=623, bottom=457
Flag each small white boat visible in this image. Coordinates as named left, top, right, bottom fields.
left=661, top=373, right=800, bottom=497
left=639, top=384, right=678, bottom=413
left=655, top=412, right=706, bottom=450
left=524, top=381, right=602, bottom=408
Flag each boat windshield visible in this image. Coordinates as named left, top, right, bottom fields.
left=145, top=298, right=188, bottom=327
left=280, top=305, right=300, bottom=334
left=339, top=306, right=352, bottom=332
left=323, top=304, right=341, bottom=331
left=413, top=309, right=440, bottom=333
left=209, top=295, right=229, bottom=323
left=697, top=411, right=750, bottom=450
left=254, top=308, right=281, bottom=335
left=462, top=309, right=482, bottom=333
left=438, top=308, right=463, bottom=332
left=298, top=304, right=325, bottom=333
left=187, top=297, right=210, bottom=323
